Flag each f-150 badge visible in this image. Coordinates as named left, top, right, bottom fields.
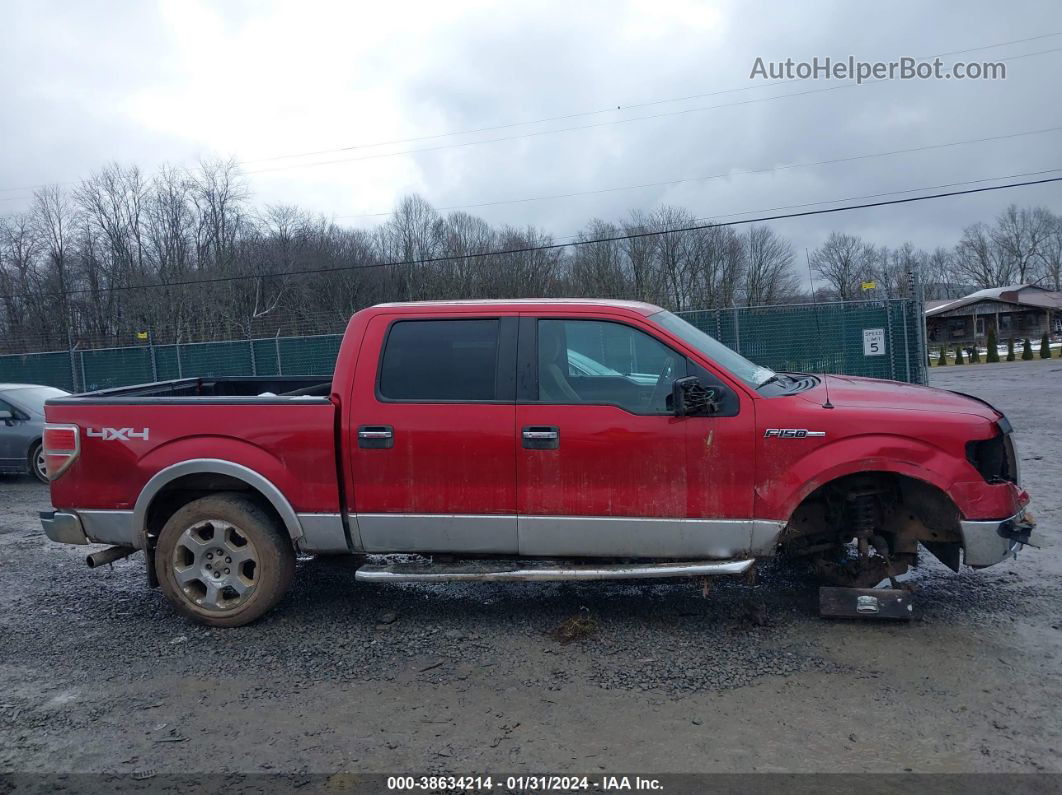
left=764, top=429, right=825, bottom=438
left=87, top=427, right=150, bottom=441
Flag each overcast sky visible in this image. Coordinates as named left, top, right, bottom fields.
left=2, top=0, right=1061, bottom=270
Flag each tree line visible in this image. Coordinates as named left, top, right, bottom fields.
left=1, top=158, right=1060, bottom=354
left=811, top=203, right=1062, bottom=302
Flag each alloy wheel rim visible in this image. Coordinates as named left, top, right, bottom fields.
left=34, top=449, right=46, bottom=479
left=172, top=519, right=260, bottom=611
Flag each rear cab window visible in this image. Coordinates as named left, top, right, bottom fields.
left=377, top=318, right=507, bottom=402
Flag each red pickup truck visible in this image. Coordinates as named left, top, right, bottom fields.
left=40, top=299, right=1033, bottom=626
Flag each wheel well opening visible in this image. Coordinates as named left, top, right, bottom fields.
left=783, top=471, right=964, bottom=575
left=145, top=474, right=289, bottom=552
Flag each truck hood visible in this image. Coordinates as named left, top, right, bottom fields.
left=799, top=374, right=1001, bottom=420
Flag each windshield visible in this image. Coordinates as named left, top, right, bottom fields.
left=0, top=386, right=69, bottom=414
left=649, top=310, right=776, bottom=387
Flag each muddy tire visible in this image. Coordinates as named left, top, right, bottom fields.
left=155, top=493, right=295, bottom=627
left=28, top=441, right=47, bottom=484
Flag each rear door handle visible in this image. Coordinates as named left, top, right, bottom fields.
left=358, top=425, right=394, bottom=449
left=522, top=426, right=559, bottom=450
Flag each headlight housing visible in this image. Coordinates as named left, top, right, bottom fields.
left=965, top=422, right=1018, bottom=485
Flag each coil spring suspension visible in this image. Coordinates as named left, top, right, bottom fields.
left=812, top=486, right=905, bottom=589
left=848, top=491, right=879, bottom=560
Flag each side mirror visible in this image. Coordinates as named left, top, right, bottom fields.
left=0, top=409, right=12, bottom=421
left=671, top=376, right=725, bottom=417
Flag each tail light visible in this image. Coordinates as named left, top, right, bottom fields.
left=42, top=423, right=80, bottom=480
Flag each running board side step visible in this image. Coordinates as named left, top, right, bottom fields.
left=354, top=558, right=754, bottom=583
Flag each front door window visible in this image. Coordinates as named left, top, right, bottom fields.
left=537, top=319, right=685, bottom=413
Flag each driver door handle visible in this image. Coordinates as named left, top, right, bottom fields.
left=522, top=426, right=559, bottom=450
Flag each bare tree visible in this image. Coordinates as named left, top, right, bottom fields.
left=192, top=158, right=248, bottom=272
left=688, top=225, right=744, bottom=309
left=954, top=222, right=1009, bottom=288
left=618, top=209, right=660, bottom=303
left=1037, top=212, right=1062, bottom=291
left=923, top=246, right=964, bottom=299
left=489, top=225, right=561, bottom=297
left=6, top=152, right=1059, bottom=361
left=435, top=211, right=495, bottom=297
left=378, top=194, right=442, bottom=301
left=811, top=232, right=865, bottom=300
left=742, top=225, right=797, bottom=305
left=31, top=186, right=76, bottom=345
left=0, top=213, right=44, bottom=350
left=991, top=204, right=1053, bottom=284
left=872, top=241, right=924, bottom=298
left=650, top=205, right=697, bottom=310
left=570, top=220, right=629, bottom=297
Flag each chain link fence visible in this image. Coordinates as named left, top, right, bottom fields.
left=683, top=298, right=927, bottom=385
left=0, top=298, right=926, bottom=392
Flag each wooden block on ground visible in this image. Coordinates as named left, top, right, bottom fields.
left=819, top=586, right=919, bottom=620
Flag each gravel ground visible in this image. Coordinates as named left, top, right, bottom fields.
left=0, top=357, right=1059, bottom=775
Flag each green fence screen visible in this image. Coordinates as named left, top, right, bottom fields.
left=681, top=299, right=927, bottom=385
left=0, top=299, right=927, bottom=393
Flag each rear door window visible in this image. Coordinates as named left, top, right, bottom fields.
left=379, top=319, right=501, bottom=401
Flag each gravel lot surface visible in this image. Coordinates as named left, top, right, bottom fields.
left=1, top=358, right=1059, bottom=775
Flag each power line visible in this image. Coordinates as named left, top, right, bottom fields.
left=0, top=73, right=923, bottom=204
left=227, top=45, right=1062, bottom=177
left=3, top=172, right=1059, bottom=301
left=550, top=167, right=1062, bottom=243
left=232, top=30, right=1062, bottom=163
left=243, top=84, right=880, bottom=175
left=0, top=72, right=873, bottom=200
left=243, top=45, right=1062, bottom=179
left=333, top=125, right=1062, bottom=219
left=928, top=30, right=1062, bottom=58
left=1, top=35, right=1060, bottom=199
left=241, top=82, right=794, bottom=164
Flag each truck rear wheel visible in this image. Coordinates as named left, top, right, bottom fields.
left=155, top=493, right=295, bottom=627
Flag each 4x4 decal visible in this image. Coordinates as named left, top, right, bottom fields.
left=87, top=427, right=150, bottom=441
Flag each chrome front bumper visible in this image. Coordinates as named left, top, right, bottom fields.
left=960, top=510, right=1035, bottom=568
left=40, top=510, right=89, bottom=545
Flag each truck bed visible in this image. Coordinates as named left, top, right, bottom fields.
left=67, top=375, right=332, bottom=401
left=44, top=378, right=342, bottom=531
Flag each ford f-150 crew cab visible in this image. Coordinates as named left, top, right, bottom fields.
left=40, top=299, right=1035, bottom=626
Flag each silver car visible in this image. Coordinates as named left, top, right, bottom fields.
left=0, top=384, right=70, bottom=483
